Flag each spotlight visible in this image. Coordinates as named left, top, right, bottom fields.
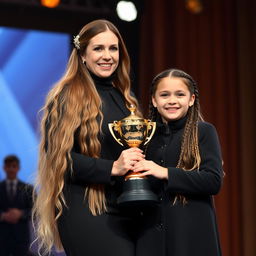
left=116, top=1, right=137, bottom=22
left=185, top=0, right=203, bottom=14
left=41, top=0, right=61, bottom=8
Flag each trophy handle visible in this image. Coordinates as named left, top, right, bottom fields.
left=144, top=120, right=156, bottom=145
left=108, top=122, right=124, bottom=146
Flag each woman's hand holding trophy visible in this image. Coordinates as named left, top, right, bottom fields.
left=109, top=105, right=158, bottom=207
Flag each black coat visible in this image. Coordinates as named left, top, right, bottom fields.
left=57, top=77, right=140, bottom=256
left=0, top=180, right=33, bottom=255
left=136, top=116, right=223, bottom=256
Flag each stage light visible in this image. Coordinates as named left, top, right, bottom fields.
left=41, top=0, right=61, bottom=8
left=185, top=0, right=203, bottom=14
left=116, top=1, right=137, bottom=22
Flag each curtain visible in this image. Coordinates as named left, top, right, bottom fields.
left=138, top=0, right=256, bottom=255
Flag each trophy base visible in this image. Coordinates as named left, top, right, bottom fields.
left=117, top=178, right=159, bottom=207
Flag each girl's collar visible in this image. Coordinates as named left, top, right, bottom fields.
left=156, top=114, right=188, bottom=134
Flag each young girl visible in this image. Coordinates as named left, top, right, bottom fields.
left=133, top=69, right=223, bottom=256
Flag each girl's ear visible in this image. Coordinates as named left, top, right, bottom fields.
left=152, top=96, right=157, bottom=108
left=189, top=94, right=195, bottom=107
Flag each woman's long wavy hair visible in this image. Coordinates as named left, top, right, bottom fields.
left=33, top=19, right=139, bottom=255
left=149, top=68, right=204, bottom=203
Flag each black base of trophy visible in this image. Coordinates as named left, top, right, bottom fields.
left=117, top=178, right=159, bottom=207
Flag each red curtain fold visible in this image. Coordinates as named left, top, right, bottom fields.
left=138, top=0, right=255, bottom=255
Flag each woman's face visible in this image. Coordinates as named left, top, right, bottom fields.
left=83, top=30, right=119, bottom=78
left=152, top=77, right=195, bottom=122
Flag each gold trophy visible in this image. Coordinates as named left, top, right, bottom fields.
left=108, top=105, right=158, bottom=206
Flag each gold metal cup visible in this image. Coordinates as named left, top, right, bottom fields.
left=108, top=105, right=158, bottom=206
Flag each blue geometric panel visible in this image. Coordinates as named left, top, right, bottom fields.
left=0, top=27, right=70, bottom=183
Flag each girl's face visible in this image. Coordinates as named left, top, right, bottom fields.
left=152, top=77, right=195, bottom=123
left=83, top=30, right=119, bottom=78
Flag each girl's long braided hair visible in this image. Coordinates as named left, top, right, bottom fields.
left=149, top=68, right=204, bottom=203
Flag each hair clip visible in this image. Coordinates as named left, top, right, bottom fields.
left=73, top=34, right=80, bottom=50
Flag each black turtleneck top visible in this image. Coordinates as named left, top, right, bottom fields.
left=137, top=116, right=223, bottom=256
left=58, top=73, right=139, bottom=256
left=68, top=72, right=130, bottom=206
left=146, top=115, right=223, bottom=198
left=88, top=71, right=130, bottom=159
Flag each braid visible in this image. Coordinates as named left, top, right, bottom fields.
left=148, top=101, right=158, bottom=121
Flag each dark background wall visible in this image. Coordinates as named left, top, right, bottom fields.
left=0, top=0, right=255, bottom=255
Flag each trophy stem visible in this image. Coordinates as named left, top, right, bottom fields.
left=125, top=171, right=143, bottom=181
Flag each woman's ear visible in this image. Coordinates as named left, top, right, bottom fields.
left=81, top=54, right=86, bottom=64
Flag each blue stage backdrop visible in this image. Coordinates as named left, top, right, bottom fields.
left=0, top=26, right=70, bottom=183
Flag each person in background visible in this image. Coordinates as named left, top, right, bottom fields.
left=0, top=155, right=34, bottom=256
left=33, top=19, right=144, bottom=256
left=133, top=68, right=223, bottom=256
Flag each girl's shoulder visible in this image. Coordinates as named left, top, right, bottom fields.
left=198, top=121, right=221, bottom=146
left=198, top=121, right=218, bottom=136
left=198, top=120, right=215, bottom=128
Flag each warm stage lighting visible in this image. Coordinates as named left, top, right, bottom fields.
left=41, top=0, right=61, bottom=8
left=185, top=0, right=203, bottom=14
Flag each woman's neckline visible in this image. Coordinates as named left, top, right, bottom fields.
left=89, top=70, right=116, bottom=89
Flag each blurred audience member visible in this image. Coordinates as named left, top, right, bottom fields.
left=0, top=155, right=34, bottom=256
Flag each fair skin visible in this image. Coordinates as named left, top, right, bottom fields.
left=1, top=162, right=23, bottom=223
left=112, top=147, right=145, bottom=176
left=83, top=29, right=119, bottom=78
left=152, top=77, right=195, bottom=123
left=133, top=76, right=195, bottom=179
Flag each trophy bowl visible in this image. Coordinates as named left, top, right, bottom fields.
left=109, top=105, right=158, bottom=207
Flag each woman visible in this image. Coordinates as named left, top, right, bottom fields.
left=134, top=69, right=223, bottom=256
left=33, top=19, right=144, bottom=256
